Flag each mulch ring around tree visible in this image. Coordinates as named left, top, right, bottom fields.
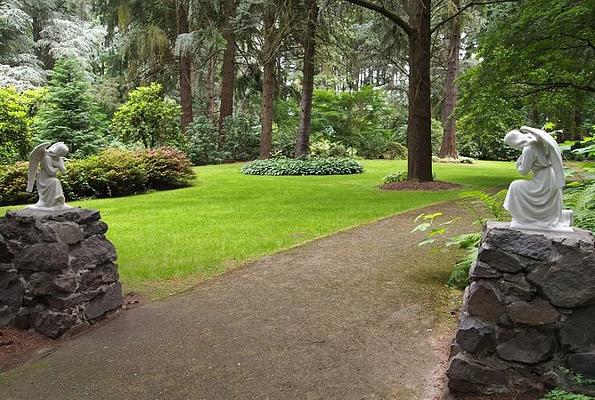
left=380, top=181, right=462, bottom=191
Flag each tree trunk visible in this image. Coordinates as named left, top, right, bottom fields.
left=207, top=57, right=217, bottom=123
left=260, top=9, right=276, bottom=159
left=407, top=0, right=433, bottom=181
left=439, top=0, right=460, bottom=158
left=177, top=1, right=193, bottom=135
left=294, top=0, right=319, bottom=158
left=218, top=0, right=237, bottom=147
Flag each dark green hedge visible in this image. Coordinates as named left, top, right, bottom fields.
left=241, top=157, right=364, bottom=176
left=0, top=147, right=195, bottom=206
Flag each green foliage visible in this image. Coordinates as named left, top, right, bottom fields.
left=0, top=87, right=39, bottom=163
left=0, top=148, right=195, bottom=205
left=542, top=389, right=595, bottom=400
left=0, top=162, right=36, bottom=205
left=565, top=181, right=595, bottom=233
left=456, top=0, right=594, bottom=160
left=309, top=138, right=356, bottom=158
left=383, top=171, right=407, bottom=184
left=187, top=115, right=260, bottom=165
left=382, top=142, right=408, bottom=160
left=111, top=83, right=181, bottom=149
left=310, top=86, right=398, bottom=159
left=241, top=157, right=364, bottom=176
left=34, top=58, right=108, bottom=158
left=141, top=147, right=194, bottom=190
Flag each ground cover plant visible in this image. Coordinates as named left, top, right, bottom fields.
left=0, top=160, right=518, bottom=298
left=241, top=157, right=364, bottom=176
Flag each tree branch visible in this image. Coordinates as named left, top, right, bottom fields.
left=430, top=0, right=518, bottom=34
left=343, top=0, right=413, bottom=36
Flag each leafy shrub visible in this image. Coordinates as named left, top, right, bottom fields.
left=0, top=147, right=195, bottom=205
left=565, top=181, right=595, bottom=233
left=141, top=147, right=194, bottom=189
left=542, top=389, right=595, bottom=400
left=221, top=115, right=260, bottom=162
left=187, top=116, right=222, bottom=165
left=0, top=87, right=38, bottom=164
left=187, top=115, right=259, bottom=165
left=382, top=142, right=407, bottom=160
left=0, top=162, right=36, bottom=205
left=111, top=83, right=181, bottom=149
left=241, top=157, right=364, bottom=176
left=383, top=171, right=407, bottom=184
left=309, top=138, right=356, bottom=158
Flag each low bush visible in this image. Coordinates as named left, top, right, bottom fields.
left=383, top=171, right=407, bottom=184
left=542, top=389, right=594, bottom=400
left=309, top=138, right=356, bottom=158
left=141, top=147, right=194, bottom=190
left=0, top=147, right=195, bottom=205
left=241, top=157, right=364, bottom=176
left=432, top=155, right=475, bottom=164
left=382, top=142, right=407, bottom=160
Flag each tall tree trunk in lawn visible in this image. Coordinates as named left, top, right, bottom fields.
left=260, top=9, right=276, bottom=159
left=218, top=0, right=237, bottom=147
left=177, top=1, right=193, bottom=135
left=207, top=56, right=217, bottom=123
left=294, top=0, right=319, bottom=158
left=439, top=0, right=461, bottom=158
left=406, top=0, right=433, bottom=181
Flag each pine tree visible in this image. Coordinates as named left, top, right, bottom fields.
left=34, top=58, right=107, bottom=157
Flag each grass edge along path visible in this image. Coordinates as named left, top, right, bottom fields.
left=0, top=160, right=518, bottom=298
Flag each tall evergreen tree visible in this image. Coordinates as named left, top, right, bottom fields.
left=34, top=58, right=106, bottom=157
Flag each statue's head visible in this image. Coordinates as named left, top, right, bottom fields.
left=504, top=130, right=534, bottom=150
left=47, top=142, right=69, bottom=157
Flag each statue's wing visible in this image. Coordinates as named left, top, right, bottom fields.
left=520, top=126, right=565, bottom=188
left=26, top=142, right=50, bottom=192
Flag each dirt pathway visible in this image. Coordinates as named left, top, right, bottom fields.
left=0, top=201, right=475, bottom=400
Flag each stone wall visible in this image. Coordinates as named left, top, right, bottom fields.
left=447, top=222, right=595, bottom=395
left=0, top=208, right=123, bottom=338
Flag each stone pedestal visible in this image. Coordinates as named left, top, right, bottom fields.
left=447, top=222, right=595, bottom=395
left=0, top=208, right=123, bottom=338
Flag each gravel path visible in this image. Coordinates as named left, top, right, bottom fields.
left=0, top=201, right=475, bottom=400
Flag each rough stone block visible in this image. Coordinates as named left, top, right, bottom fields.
left=70, top=235, right=117, bottom=269
left=509, top=298, right=560, bottom=326
left=447, top=352, right=508, bottom=393
left=455, top=314, right=496, bottom=355
left=470, top=261, right=503, bottom=279
left=81, top=221, right=108, bottom=239
left=35, top=220, right=84, bottom=244
left=568, top=353, right=595, bottom=379
left=560, top=305, right=595, bottom=352
left=29, top=271, right=79, bottom=296
left=499, top=274, right=537, bottom=302
left=484, top=224, right=552, bottom=260
left=496, top=329, right=555, bottom=364
left=0, top=279, right=24, bottom=311
left=33, top=310, right=76, bottom=339
left=80, top=263, right=119, bottom=288
left=478, top=245, right=523, bottom=273
left=527, top=251, right=595, bottom=308
left=467, top=281, right=506, bottom=322
left=13, top=242, right=70, bottom=271
left=85, top=282, right=123, bottom=320
left=0, top=305, right=14, bottom=327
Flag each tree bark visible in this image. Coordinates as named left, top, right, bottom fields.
left=439, top=0, right=460, bottom=158
left=207, top=56, right=217, bottom=123
left=177, top=1, right=193, bottom=135
left=407, top=0, right=433, bottom=181
left=218, top=0, right=237, bottom=147
left=260, top=9, right=276, bottom=159
left=294, top=0, right=319, bottom=158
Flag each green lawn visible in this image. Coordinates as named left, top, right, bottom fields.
left=1, top=160, right=518, bottom=297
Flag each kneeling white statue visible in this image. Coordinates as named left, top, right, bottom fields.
left=503, top=126, right=572, bottom=232
left=26, top=142, right=72, bottom=211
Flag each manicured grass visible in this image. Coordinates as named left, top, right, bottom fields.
left=0, top=160, right=518, bottom=297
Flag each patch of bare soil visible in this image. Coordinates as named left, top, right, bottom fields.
left=0, top=327, right=55, bottom=372
left=380, top=180, right=462, bottom=191
left=0, top=292, right=145, bottom=372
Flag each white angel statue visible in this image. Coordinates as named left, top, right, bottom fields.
left=503, top=126, right=572, bottom=232
left=26, top=142, right=71, bottom=211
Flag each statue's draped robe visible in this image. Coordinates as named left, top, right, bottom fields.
left=35, top=155, right=66, bottom=209
left=504, top=144, right=563, bottom=226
